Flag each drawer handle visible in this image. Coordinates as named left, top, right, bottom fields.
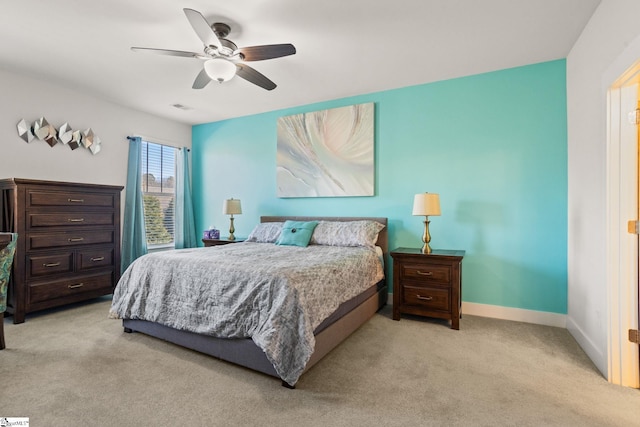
left=68, top=198, right=84, bottom=203
left=68, top=283, right=84, bottom=289
left=416, top=271, right=433, bottom=276
left=416, top=295, right=433, bottom=301
left=68, top=218, right=85, bottom=222
left=43, top=262, right=61, bottom=267
left=68, top=237, right=84, bottom=242
left=90, top=256, right=105, bottom=262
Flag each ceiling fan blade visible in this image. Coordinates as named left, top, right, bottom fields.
left=236, top=64, right=277, bottom=90
left=183, top=8, right=221, bottom=48
left=192, top=68, right=211, bottom=89
left=238, top=44, right=296, bottom=61
left=131, top=47, right=202, bottom=58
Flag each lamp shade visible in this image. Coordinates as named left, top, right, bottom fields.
left=204, top=58, right=237, bottom=83
left=223, top=198, right=242, bottom=215
left=412, top=193, right=441, bottom=216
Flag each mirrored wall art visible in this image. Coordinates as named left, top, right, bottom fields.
left=16, top=118, right=102, bottom=155
left=69, top=130, right=82, bottom=150
left=32, top=117, right=50, bottom=140
left=82, top=128, right=94, bottom=148
left=58, top=122, right=73, bottom=144
left=16, top=119, right=35, bottom=143
left=89, top=136, right=102, bottom=155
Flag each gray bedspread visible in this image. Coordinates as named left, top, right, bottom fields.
left=109, top=242, right=384, bottom=385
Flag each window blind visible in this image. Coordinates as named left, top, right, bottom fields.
left=141, top=140, right=176, bottom=247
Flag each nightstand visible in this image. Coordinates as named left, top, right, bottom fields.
left=391, top=248, right=465, bottom=329
left=202, top=238, right=245, bottom=247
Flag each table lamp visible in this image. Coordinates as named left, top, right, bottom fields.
left=412, top=193, right=441, bottom=254
left=222, top=198, right=242, bottom=241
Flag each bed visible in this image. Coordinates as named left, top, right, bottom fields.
left=110, top=216, right=388, bottom=387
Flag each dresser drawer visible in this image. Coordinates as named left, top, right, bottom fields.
left=402, top=285, right=450, bottom=311
left=28, top=252, right=74, bottom=278
left=28, top=190, right=115, bottom=208
left=28, top=231, right=114, bottom=250
left=29, top=273, right=114, bottom=304
left=28, top=212, right=115, bottom=228
left=78, top=248, right=114, bottom=271
left=402, top=263, right=451, bottom=285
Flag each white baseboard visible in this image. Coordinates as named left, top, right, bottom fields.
left=566, top=315, right=606, bottom=377
left=461, top=301, right=567, bottom=328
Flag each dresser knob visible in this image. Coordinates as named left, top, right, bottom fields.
left=68, top=218, right=85, bottom=222
left=68, top=283, right=84, bottom=289
left=90, top=257, right=105, bottom=262
left=416, top=271, right=433, bottom=276
left=416, top=295, right=433, bottom=301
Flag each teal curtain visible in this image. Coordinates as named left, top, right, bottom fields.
left=175, top=147, right=197, bottom=249
left=121, top=136, right=147, bottom=273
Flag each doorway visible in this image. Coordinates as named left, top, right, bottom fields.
left=607, top=60, right=640, bottom=388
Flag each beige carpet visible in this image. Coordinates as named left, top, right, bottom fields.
left=1, top=297, right=639, bottom=426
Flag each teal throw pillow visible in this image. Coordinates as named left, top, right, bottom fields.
left=275, top=221, right=319, bottom=247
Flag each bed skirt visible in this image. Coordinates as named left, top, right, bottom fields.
left=122, top=281, right=387, bottom=385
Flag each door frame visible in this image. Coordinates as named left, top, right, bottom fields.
left=606, top=60, right=640, bottom=388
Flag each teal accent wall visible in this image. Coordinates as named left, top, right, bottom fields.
left=192, top=60, right=568, bottom=314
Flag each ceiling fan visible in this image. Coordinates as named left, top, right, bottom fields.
left=131, top=8, right=296, bottom=91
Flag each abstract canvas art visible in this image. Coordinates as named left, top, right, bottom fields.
left=276, top=103, right=374, bottom=197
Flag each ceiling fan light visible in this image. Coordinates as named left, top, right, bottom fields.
left=204, top=58, right=236, bottom=83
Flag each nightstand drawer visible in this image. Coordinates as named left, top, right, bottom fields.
left=403, top=285, right=450, bottom=311
left=402, top=263, right=451, bottom=285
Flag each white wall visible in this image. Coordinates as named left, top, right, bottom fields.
left=0, top=68, right=191, bottom=190
left=567, top=0, right=640, bottom=376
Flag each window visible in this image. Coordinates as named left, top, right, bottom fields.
left=141, top=140, right=176, bottom=248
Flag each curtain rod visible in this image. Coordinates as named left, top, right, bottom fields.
left=127, top=135, right=190, bottom=151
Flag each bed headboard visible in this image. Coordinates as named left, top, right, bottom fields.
left=260, top=216, right=388, bottom=255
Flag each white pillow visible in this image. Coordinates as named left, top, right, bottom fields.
left=310, top=220, right=385, bottom=248
left=245, top=222, right=284, bottom=243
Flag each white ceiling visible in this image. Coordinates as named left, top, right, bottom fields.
left=0, top=0, right=601, bottom=125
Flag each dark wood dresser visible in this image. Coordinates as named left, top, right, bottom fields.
left=0, top=178, right=123, bottom=323
left=391, top=248, right=465, bottom=329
